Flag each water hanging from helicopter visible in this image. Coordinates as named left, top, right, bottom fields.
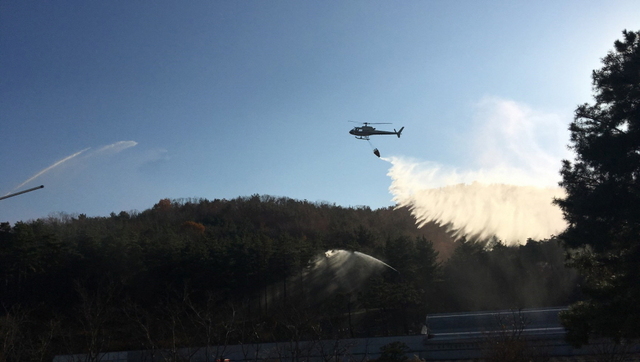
left=366, top=139, right=381, bottom=157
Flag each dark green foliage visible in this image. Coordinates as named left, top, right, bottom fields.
left=378, top=341, right=409, bottom=362
left=555, top=30, right=640, bottom=346
left=0, top=195, right=579, bottom=358
left=442, top=238, right=579, bottom=312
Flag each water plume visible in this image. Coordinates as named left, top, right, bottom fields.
left=305, top=250, right=390, bottom=295
left=384, top=97, right=570, bottom=245
left=353, top=251, right=398, bottom=273
left=386, top=159, right=566, bottom=243
left=94, top=140, right=137, bottom=155
left=266, top=250, right=395, bottom=306
left=9, top=147, right=90, bottom=193
left=8, top=141, right=139, bottom=195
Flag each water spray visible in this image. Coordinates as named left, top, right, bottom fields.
left=265, top=249, right=397, bottom=307
left=353, top=251, right=398, bottom=273
left=386, top=156, right=567, bottom=244
left=325, top=249, right=397, bottom=272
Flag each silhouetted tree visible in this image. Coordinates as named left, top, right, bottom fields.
left=555, top=30, right=640, bottom=346
left=412, top=236, right=441, bottom=311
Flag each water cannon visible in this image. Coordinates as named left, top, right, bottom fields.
left=0, top=185, right=44, bottom=201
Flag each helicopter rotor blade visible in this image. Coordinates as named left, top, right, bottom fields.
left=348, top=121, right=392, bottom=124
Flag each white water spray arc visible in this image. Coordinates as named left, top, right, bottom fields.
left=352, top=251, right=398, bottom=273
left=386, top=158, right=566, bottom=244
left=8, top=148, right=90, bottom=193
left=304, top=249, right=398, bottom=294
left=265, top=249, right=397, bottom=306
left=383, top=97, right=570, bottom=245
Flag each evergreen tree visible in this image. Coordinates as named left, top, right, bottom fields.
left=555, top=30, right=640, bottom=345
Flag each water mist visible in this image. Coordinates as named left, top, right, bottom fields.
left=386, top=158, right=566, bottom=244
left=384, top=97, right=570, bottom=245
left=265, top=249, right=396, bottom=307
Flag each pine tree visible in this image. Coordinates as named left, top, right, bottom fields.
left=555, top=30, right=640, bottom=345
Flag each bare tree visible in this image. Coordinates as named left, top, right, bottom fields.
left=73, top=281, right=120, bottom=362
left=315, top=337, right=358, bottom=362
left=0, top=306, right=28, bottom=362
left=29, top=317, right=61, bottom=362
left=588, top=337, right=635, bottom=362
left=162, top=299, right=199, bottom=362
left=122, top=300, right=162, bottom=361
left=183, top=292, right=237, bottom=362
left=236, top=307, right=264, bottom=362
left=482, top=310, right=549, bottom=362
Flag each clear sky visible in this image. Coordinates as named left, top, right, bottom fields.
left=2, top=1, right=639, bottom=224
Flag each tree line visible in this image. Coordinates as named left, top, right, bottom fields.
left=0, top=195, right=579, bottom=360
left=555, top=29, right=640, bottom=346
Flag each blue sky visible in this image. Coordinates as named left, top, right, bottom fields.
left=2, top=1, right=639, bottom=224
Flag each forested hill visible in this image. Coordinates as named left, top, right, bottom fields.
left=0, top=195, right=580, bottom=359
left=1, top=195, right=455, bottom=312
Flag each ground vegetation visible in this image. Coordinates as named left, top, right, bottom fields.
left=0, top=195, right=579, bottom=359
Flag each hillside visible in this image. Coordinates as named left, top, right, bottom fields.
left=0, top=195, right=579, bottom=359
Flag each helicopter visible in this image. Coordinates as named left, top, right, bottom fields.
left=349, top=122, right=404, bottom=140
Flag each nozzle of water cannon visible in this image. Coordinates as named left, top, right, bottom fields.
left=0, top=185, right=44, bottom=201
